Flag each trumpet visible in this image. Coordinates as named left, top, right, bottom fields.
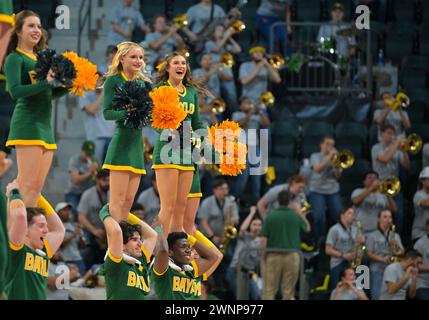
left=402, top=133, right=423, bottom=155
left=392, top=92, right=410, bottom=112
left=267, top=53, right=286, bottom=69
left=300, top=200, right=311, bottom=215
left=229, top=19, right=246, bottom=34
left=331, top=150, right=354, bottom=169
left=259, top=91, right=275, bottom=107
left=209, top=98, right=226, bottom=114
left=220, top=52, right=234, bottom=68
left=173, top=14, right=188, bottom=28
left=379, top=176, right=401, bottom=197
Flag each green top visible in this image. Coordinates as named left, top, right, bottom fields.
left=0, top=188, right=9, bottom=298
left=103, top=73, right=133, bottom=126
left=0, top=0, right=13, bottom=15
left=103, top=249, right=151, bottom=300
left=151, top=261, right=203, bottom=300
left=260, top=207, right=307, bottom=251
left=4, top=242, right=51, bottom=300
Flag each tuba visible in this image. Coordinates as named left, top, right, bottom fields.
left=173, top=14, right=188, bottom=28
left=379, top=176, right=401, bottom=197
left=351, top=220, right=366, bottom=269
left=267, top=53, right=286, bottom=69
left=229, top=20, right=246, bottom=34
left=331, top=150, right=354, bottom=169
left=259, top=91, right=275, bottom=107
left=209, top=98, right=226, bottom=114
left=402, top=133, right=423, bottom=155
left=219, top=196, right=238, bottom=254
left=220, top=52, right=234, bottom=68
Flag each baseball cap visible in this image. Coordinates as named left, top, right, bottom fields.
left=55, top=202, right=72, bottom=212
left=82, top=140, right=95, bottom=156
left=419, top=167, right=429, bottom=179
left=332, top=2, right=344, bottom=11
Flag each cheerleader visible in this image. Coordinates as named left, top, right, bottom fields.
left=102, top=41, right=151, bottom=222
left=3, top=11, right=69, bottom=210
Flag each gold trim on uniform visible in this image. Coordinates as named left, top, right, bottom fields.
left=16, top=48, right=37, bottom=61
left=6, top=139, right=57, bottom=150
left=108, top=250, right=123, bottom=263
left=191, top=260, right=199, bottom=278
left=167, top=80, right=187, bottom=97
left=141, top=244, right=151, bottom=264
left=102, top=164, right=146, bottom=175
left=187, top=193, right=202, bottom=198
left=43, top=239, right=53, bottom=259
left=151, top=164, right=195, bottom=171
left=9, top=242, right=24, bottom=251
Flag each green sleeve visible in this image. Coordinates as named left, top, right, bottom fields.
left=52, top=87, right=69, bottom=100
left=260, top=218, right=269, bottom=238
left=103, top=76, right=127, bottom=121
left=191, top=89, right=205, bottom=131
left=4, top=53, right=51, bottom=100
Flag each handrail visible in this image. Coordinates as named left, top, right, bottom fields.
left=77, top=0, right=92, bottom=56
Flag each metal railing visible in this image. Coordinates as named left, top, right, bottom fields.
left=269, top=21, right=372, bottom=94
left=77, top=0, right=93, bottom=55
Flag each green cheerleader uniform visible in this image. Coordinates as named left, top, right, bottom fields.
left=3, top=48, right=69, bottom=150
left=102, top=72, right=148, bottom=174
left=187, top=164, right=202, bottom=198
left=151, top=80, right=205, bottom=171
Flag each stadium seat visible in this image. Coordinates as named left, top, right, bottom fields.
left=401, top=55, right=429, bottom=69
left=269, top=157, right=300, bottom=183
left=400, top=67, right=428, bottom=89
left=385, top=23, right=416, bottom=65
left=335, top=122, right=368, bottom=142
left=303, top=121, right=334, bottom=138
left=293, top=0, right=322, bottom=22
left=393, top=0, right=417, bottom=23
left=407, top=123, right=429, bottom=142
left=407, top=101, right=427, bottom=123
left=271, top=121, right=300, bottom=157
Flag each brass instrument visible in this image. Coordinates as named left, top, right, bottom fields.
left=177, top=47, right=190, bottom=58
left=331, top=150, right=354, bottom=169
left=229, top=20, right=246, bottom=34
left=219, top=196, right=238, bottom=254
left=351, top=220, right=366, bottom=269
left=220, top=52, right=234, bottom=68
left=389, top=224, right=403, bottom=262
left=144, top=137, right=154, bottom=164
left=402, top=133, right=423, bottom=155
left=259, top=91, right=275, bottom=107
left=209, top=98, right=226, bottom=114
left=392, top=92, right=410, bottom=112
left=267, top=53, right=286, bottom=69
left=173, top=14, right=188, bottom=28
left=379, top=176, right=401, bottom=197
left=87, top=159, right=99, bottom=180
left=300, top=200, right=311, bottom=215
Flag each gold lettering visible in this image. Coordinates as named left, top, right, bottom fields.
left=186, top=278, right=193, bottom=293
left=127, top=271, right=136, bottom=287
left=33, top=255, right=42, bottom=274
left=172, top=276, right=181, bottom=292
left=178, top=277, right=186, bottom=292
left=41, top=258, right=48, bottom=277
left=28, top=70, right=37, bottom=84
left=24, top=253, right=34, bottom=271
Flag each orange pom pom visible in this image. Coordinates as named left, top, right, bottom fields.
left=208, top=120, right=242, bottom=152
left=150, top=86, right=186, bottom=129
left=63, top=51, right=99, bottom=96
left=219, top=142, right=247, bottom=176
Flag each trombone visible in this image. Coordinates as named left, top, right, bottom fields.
left=173, top=14, right=188, bottom=28
left=220, top=52, right=234, bottom=68
left=229, top=20, right=246, bottom=34
left=267, top=53, right=286, bottom=69
left=379, top=176, right=401, bottom=197
left=209, top=98, right=226, bottom=114
left=331, top=150, right=354, bottom=169
left=259, top=91, right=275, bottom=107
left=402, top=133, right=423, bottom=155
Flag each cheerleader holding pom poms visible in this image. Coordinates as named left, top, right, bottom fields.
left=102, top=41, right=152, bottom=222
left=3, top=11, right=73, bottom=209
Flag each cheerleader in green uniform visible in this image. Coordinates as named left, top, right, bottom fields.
left=102, top=41, right=151, bottom=222
left=3, top=11, right=69, bottom=210
left=152, top=52, right=211, bottom=234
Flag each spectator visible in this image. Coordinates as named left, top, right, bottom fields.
left=366, top=209, right=404, bottom=300
left=371, top=124, right=409, bottom=234
left=142, top=15, right=184, bottom=68
left=325, top=207, right=361, bottom=289
left=198, top=91, right=219, bottom=127
left=414, top=218, right=429, bottom=300
left=78, top=170, right=110, bottom=269
left=373, top=92, right=410, bottom=141
left=232, top=97, right=270, bottom=204
left=351, top=170, right=397, bottom=235
left=317, top=3, right=357, bottom=58
left=412, top=167, right=429, bottom=242
left=107, top=0, right=150, bottom=46
left=257, top=174, right=308, bottom=219
left=79, top=75, right=115, bottom=164
left=308, top=135, right=343, bottom=241
left=423, top=143, right=429, bottom=168
left=329, top=266, right=369, bottom=300
left=65, top=141, right=99, bottom=219
left=256, top=0, right=292, bottom=56
left=379, top=250, right=421, bottom=300
left=98, top=45, right=118, bottom=75
left=56, top=202, right=86, bottom=275
left=239, top=46, right=281, bottom=106
left=47, top=250, right=80, bottom=300
left=226, top=206, right=262, bottom=300
left=260, top=190, right=311, bottom=300
left=136, top=174, right=160, bottom=226
left=198, top=178, right=239, bottom=247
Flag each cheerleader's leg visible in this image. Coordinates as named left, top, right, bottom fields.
left=182, top=197, right=200, bottom=235
left=109, top=170, right=132, bottom=222
left=155, top=168, right=179, bottom=234
left=169, top=170, right=193, bottom=232
left=123, top=172, right=140, bottom=216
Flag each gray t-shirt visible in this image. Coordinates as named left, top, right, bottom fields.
left=61, top=222, right=82, bottom=262
left=79, top=91, right=115, bottom=141
left=373, top=109, right=409, bottom=141
left=47, top=262, right=70, bottom=300
left=317, top=22, right=357, bottom=57
left=367, top=229, right=403, bottom=272
left=423, top=144, right=429, bottom=168
left=351, top=188, right=389, bottom=234
left=379, top=262, right=411, bottom=300
left=414, top=235, right=429, bottom=290
left=66, top=155, right=96, bottom=194
left=198, top=195, right=239, bottom=237
left=77, top=186, right=108, bottom=230
left=261, top=183, right=307, bottom=215
left=326, top=222, right=357, bottom=269
left=192, top=68, right=221, bottom=98
left=329, top=287, right=365, bottom=300
left=136, top=187, right=160, bottom=226
left=239, top=61, right=269, bottom=105
left=412, top=190, right=429, bottom=241
left=230, top=233, right=261, bottom=270
left=186, top=3, right=226, bottom=34
left=107, top=3, right=145, bottom=45
left=232, top=111, right=267, bottom=147
left=309, top=152, right=340, bottom=194
left=204, top=40, right=236, bottom=63
left=142, top=32, right=177, bottom=66
left=371, top=143, right=404, bottom=181
left=257, top=0, right=288, bottom=17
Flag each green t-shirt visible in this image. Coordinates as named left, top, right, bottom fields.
left=260, top=207, right=307, bottom=250
left=0, top=189, right=9, bottom=298
left=4, top=241, right=51, bottom=300
left=151, top=260, right=203, bottom=300
left=103, top=247, right=151, bottom=300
